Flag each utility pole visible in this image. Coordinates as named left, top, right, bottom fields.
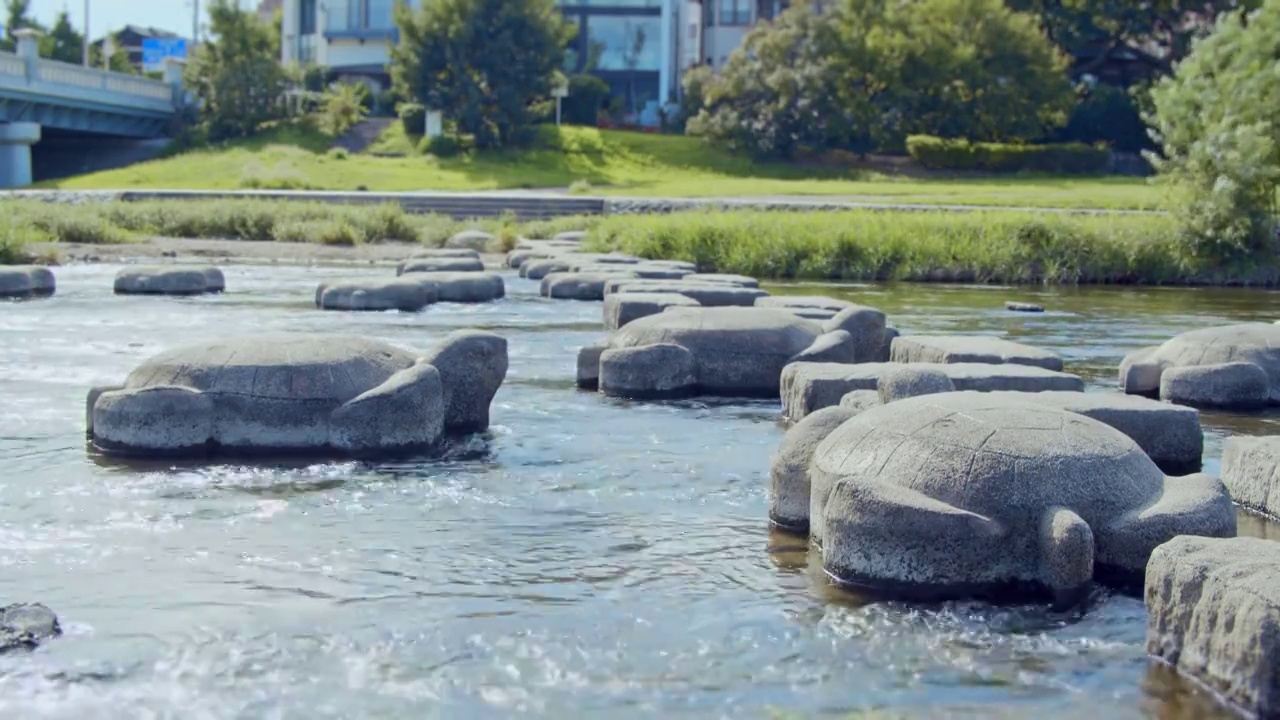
left=192, top=0, right=199, bottom=46
left=83, top=0, right=89, bottom=67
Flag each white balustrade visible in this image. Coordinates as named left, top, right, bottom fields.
left=0, top=54, right=23, bottom=78
left=0, top=50, right=174, bottom=106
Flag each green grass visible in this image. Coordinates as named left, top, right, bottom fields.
left=0, top=197, right=598, bottom=261
left=43, top=124, right=1163, bottom=211
left=585, top=209, right=1276, bottom=285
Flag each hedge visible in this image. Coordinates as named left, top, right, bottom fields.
left=906, top=135, right=1111, bottom=174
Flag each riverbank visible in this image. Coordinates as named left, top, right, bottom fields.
left=39, top=125, right=1161, bottom=211
left=2, top=197, right=1269, bottom=286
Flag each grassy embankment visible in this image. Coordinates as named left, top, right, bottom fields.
left=42, top=124, right=1162, bottom=211
left=2, top=197, right=1272, bottom=286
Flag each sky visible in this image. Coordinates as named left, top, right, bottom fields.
left=26, top=0, right=257, bottom=40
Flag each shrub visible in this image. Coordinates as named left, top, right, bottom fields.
left=419, top=134, right=464, bottom=158
left=567, top=179, right=593, bottom=194
left=316, top=82, right=369, bottom=136
left=398, top=102, right=427, bottom=136
left=1149, top=3, right=1280, bottom=262
left=1053, top=82, right=1151, bottom=154
left=561, top=74, right=611, bottom=126
left=238, top=159, right=315, bottom=189
left=906, top=135, right=1110, bottom=174
left=327, top=147, right=350, bottom=160
left=272, top=219, right=362, bottom=245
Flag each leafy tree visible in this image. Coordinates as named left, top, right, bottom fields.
left=186, top=0, right=288, bottom=141
left=562, top=73, right=610, bottom=125
left=687, top=1, right=852, bottom=159
left=1149, top=1, right=1280, bottom=261
left=0, top=0, right=42, bottom=52
left=854, top=0, right=1075, bottom=145
left=1007, top=0, right=1261, bottom=79
left=89, top=33, right=135, bottom=74
left=392, top=0, right=574, bottom=149
left=41, top=10, right=83, bottom=64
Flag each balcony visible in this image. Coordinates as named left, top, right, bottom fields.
left=324, top=0, right=401, bottom=40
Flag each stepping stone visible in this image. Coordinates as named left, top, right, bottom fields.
left=1220, top=436, right=1280, bottom=516
left=316, top=277, right=438, bottom=312
left=398, top=256, right=485, bottom=273
left=444, top=230, right=494, bottom=252
left=891, top=334, right=1064, bottom=372
left=1005, top=301, right=1045, bottom=313
left=115, top=266, right=224, bottom=295
left=757, top=296, right=853, bottom=312
left=604, top=292, right=700, bottom=330
left=540, top=271, right=638, bottom=301
left=0, top=265, right=55, bottom=298
left=1146, top=537, right=1280, bottom=719
left=781, top=361, right=1084, bottom=422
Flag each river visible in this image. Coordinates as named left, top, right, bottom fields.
left=1, top=264, right=1275, bottom=718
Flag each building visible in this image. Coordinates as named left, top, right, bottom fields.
left=89, top=25, right=188, bottom=75
left=278, top=0, right=780, bottom=125
left=257, top=0, right=285, bottom=25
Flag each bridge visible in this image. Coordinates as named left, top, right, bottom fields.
left=0, top=29, right=182, bottom=188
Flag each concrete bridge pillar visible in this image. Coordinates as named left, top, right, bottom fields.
left=0, top=123, right=41, bottom=187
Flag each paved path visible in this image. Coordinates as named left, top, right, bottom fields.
left=0, top=188, right=1161, bottom=218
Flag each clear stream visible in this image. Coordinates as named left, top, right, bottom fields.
left=1, top=264, right=1278, bottom=719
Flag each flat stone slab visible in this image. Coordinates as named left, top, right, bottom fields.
left=115, top=266, right=224, bottom=295
left=1146, top=536, right=1280, bottom=718
left=811, top=392, right=1233, bottom=605
left=315, top=277, right=438, bottom=312
left=781, top=361, right=1085, bottom=422
left=603, top=292, right=700, bottom=330
left=408, top=272, right=505, bottom=303
left=891, top=334, right=1064, bottom=372
left=1220, top=436, right=1280, bottom=516
left=398, top=256, right=485, bottom=274
left=984, top=391, right=1203, bottom=474
left=407, top=248, right=480, bottom=260
left=540, top=271, right=638, bottom=301
left=757, top=296, right=854, bottom=312
left=0, top=265, right=55, bottom=298
left=609, top=280, right=770, bottom=307
left=683, top=273, right=760, bottom=288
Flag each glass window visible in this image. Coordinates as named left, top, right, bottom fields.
left=368, top=0, right=396, bottom=29
left=718, top=0, right=750, bottom=25
left=300, top=0, right=317, bottom=34
left=587, top=15, right=661, bottom=71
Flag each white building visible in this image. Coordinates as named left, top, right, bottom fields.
left=278, top=0, right=790, bottom=123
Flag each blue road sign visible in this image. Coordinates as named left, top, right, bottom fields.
left=142, top=38, right=188, bottom=72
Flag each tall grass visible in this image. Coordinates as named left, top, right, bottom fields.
left=586, top=209, right=1271, bottom=285
left=0, top=198, right=598, bottom=258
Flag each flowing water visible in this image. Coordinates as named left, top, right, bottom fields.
left=1, top=264, right=1278, bottom=719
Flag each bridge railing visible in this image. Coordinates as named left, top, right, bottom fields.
left=0, top=32, right=179, bottom=114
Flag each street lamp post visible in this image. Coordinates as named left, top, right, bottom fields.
left=82, top=0, right=89, bottom=67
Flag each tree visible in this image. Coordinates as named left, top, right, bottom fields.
left=687, top=1, right=853, bottom=159
left=1148, top=1, right=1280, bottom=261
left=392, top=0, right=574, bottom=149
left=0, top=0, right=42, bottom=52
left=862, top=0, right=1075, bottom=145
left=89, top=33, right=135, bottom=74
left=41, top=10, right=83, bottom=64
left=1007, top=0, right=1261, bottom=80
left=186, top=0, right=288, bottom=141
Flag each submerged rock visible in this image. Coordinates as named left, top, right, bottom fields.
left=1005, top=301, right=1045, bottom=313
left=1120, top=323, right=1280, bottom=408
left=0, top=603, right=60, bottom=653
left=1146, top=536, right=1280, bottom=718
left=891, top=334, right=1064, bottom=372
left=808, top=393, right=1234, bottom=606
left=86, top=331, right=507, bottom=458
left=0, top=266, right=55, bottom=299
left=397, top=256, right=485, bottom=274
left=115, top=266, right=224, bottom=296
